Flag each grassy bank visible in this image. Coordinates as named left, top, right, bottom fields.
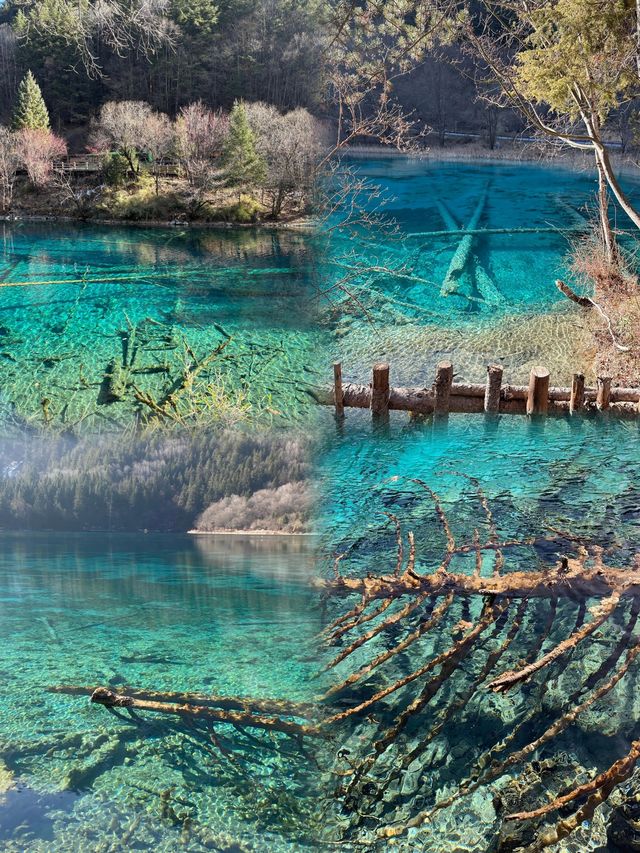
left=8, top=170, right=308, bottom=226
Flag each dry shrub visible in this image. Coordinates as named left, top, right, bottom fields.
left=194, top=481, right=314, bottom=534
left=570, top=232, right=637, bottom=296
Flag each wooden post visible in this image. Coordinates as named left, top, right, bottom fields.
left=333, top=362, right=344, bottom=418
left=484, top=364, right=503, bottom=414
left=570, top=373, right=585, bottom=414
left=371, top=363, right=390, bottom=417
left=434, top=361, right=454, bottom=416
left=526, top=366, right=550, bottom=416
left=596, top=376, right=612, bottom=411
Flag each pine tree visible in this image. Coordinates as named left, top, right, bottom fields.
left=12, top=71, right=50, bottom=131
left=222, top=100, right=266, bottom=188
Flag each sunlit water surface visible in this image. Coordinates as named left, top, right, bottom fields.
left=329, top=158, right=640, bottom=387
left=0, top=533, right=322, bottom=852
left=0, top=223, right=323, bottom=430
left=316, top=411, right=640, bottom=852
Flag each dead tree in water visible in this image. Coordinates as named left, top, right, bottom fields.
left=317, top=480, right=640, bottom=850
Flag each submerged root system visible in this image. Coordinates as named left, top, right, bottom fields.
left=49, top=483, right=640, bottom=850
left=317, top=482, right=640, bottom=850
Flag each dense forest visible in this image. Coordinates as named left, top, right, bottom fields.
left=0, top=0, right=325, bottom=125
left=0, top=430, right=312, bottom=531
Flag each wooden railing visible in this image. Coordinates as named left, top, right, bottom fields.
left=52, top=157, right=182, bottom=176
left=325, top=361, right=640, bottom=419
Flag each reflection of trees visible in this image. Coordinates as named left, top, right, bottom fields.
left=0, top=533, right=317, bottom=624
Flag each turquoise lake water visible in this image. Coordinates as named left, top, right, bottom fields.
left=1, top=160, right=639, bottom=431
left=0, top=223, right=322, bottom=430
left=316, top=411, right=640, bottom=851
left=0, top=533, right=323, bottom=851
left=1, top=159, right=640, bottom=851
left=328, top=158, right=640, bottom=386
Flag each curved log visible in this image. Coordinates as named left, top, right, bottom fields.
left=49, top=684, right=317, bottom=718
left=506, top=739, right=640, bottom=824
left=487, top=591, right=621, bottom=693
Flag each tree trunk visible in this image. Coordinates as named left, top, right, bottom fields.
left=596, top=155, right=616, bottom=263
left=596, top=141, right=640, bottom=232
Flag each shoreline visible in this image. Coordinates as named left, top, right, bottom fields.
left=0, top=212, right=316, bottom=231
left=6, top=143, right=638, bottom=229
left=188, top=529, right=315, bottom=537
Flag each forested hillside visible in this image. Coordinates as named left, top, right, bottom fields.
left=0, top=430, right=313, bottom=531
left=0, top=0, right=324, bottom=125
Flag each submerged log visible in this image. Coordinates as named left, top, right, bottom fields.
left=82, top=687, right=323, bottom=737
left=48, top=685, right=317, bottom=718
left=475, top=263, right=504, bottom=307
left=441, top=186, right=489, bottom=297
left=316, top=555, right=640, bottom=603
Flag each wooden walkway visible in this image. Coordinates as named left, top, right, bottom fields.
left=52, top=156, right=181, bottom=176
left=325, top=362, right=640, bottom=418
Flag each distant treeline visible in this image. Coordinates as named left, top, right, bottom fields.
left=0, top=429, right=312, bottom=532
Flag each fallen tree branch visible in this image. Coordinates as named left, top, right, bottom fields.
left=316, top=555, right=640, bottom=604
left=65, top=687, right=324, bottom=738
left=487, top=591, right=621, bottom=693
left=556, top=279, right=593, bottom=307
left=48, top=685, right=318, bottom=719
left=506, top=739, right=640, bottom=824
left=556, top=279, right=631, bottom=352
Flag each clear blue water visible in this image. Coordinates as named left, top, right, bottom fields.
left=316, top=411, right=640, bottom=851
left=319, top=410, right=640, bottom=552
left=0, top=222, right=323, bottom=430
left=2, top=159, right=640, bottom=851
left=0, top=533, right=322, bottom=851
left=328, top=158, right=640, bottom=386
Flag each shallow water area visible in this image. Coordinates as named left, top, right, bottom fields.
left=329, top=157, right=640, bottom=385
left=0, top=532, right=322, bottom=851
left=0, top=222, right=323, bottom=431
left=316, top=411, right=640, bottom=851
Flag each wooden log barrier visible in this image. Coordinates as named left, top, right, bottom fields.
left=597, top=376, right=612, bottom=411
left=371, top=363, right=390, bottom=416
left=434, top=361, right=453, bottom=415
left=570, top=372, right=585, bottom=414
left=333, top=362, right=344, bottom=417
left=527, top=367, right=550, bottom=416
left=323, top=363, right=640, bottom=420
left=484, top=364, right=503, bottom=414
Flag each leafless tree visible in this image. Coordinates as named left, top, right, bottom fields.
left=246, top=103, right=326, bottom=217
left=464, top=0, right=640, bottom=261
left=15, top=129, right=67, bottom=187
left=174, top=102, right=228, bottom=184
left=144, top=111, right=175, bottom=193
left=19, top=0, right=176, bottom=80
left=0, top=127, right=19, bottom=212
left=90, top=100, right=168, bottom=176
left=174, top=102, right=228, bottom=215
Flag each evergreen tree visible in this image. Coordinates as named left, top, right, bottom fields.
left=222, top=100, right=266, bottom=188
left=12, top=71, right=51, bottom=131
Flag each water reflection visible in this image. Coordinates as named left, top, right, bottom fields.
left=0, top=532, right=322, bottom=851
